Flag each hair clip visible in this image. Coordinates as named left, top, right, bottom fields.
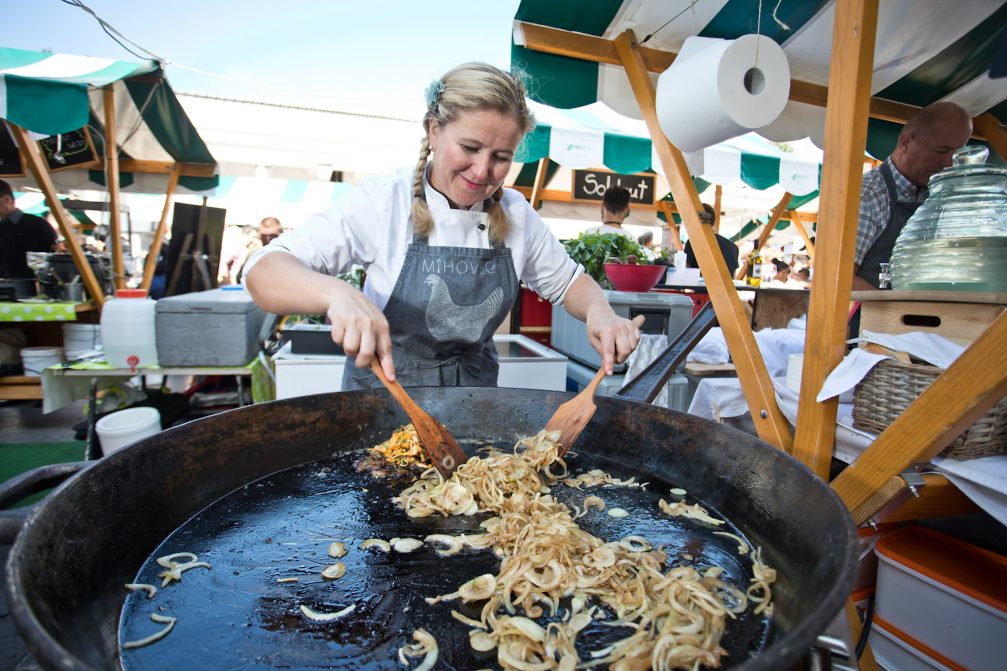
left=425, top=79, right=444, bottom=109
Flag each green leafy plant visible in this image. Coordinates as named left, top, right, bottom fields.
left=562, top=232, right=647, bottom=288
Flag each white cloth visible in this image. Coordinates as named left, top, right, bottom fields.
left=686, top=326, right=805, bottom=376
left=583, top=224, right=635, bottom=238
left=687, top=327, right=730, bottom=365
left=244, top=167, right=583, bottom=312
left=817, top=330, right=966, bottom=402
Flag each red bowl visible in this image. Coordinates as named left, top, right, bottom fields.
left=603, top=263, right=666, bottom=292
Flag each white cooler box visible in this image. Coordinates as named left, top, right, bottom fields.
left=552, top=290, right=693, bottom=371
left=273, top=335, right=568, bottom=400
left=156, top=287, right=267, bottom=366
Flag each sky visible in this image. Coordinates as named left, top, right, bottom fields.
left=4, top=0, right=523, bottom=118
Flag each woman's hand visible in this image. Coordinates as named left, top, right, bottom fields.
left=586, top=305, right=642, bottom=375
left=324, top=282, right=396, bottom=380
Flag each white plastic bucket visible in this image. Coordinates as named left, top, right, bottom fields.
left=100, top=290, right=158, bottom=369
left=20, top=346, right=63, bottom=377
left=62, top=323, right=102, bottom=359
left=95, top=406, right=162, bottom=456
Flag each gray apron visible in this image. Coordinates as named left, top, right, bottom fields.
left=857, top=162, right=924, bottom=288
left=343, top=211, right=518, bottom=390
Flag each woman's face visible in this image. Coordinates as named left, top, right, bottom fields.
left=427, top=109, right=522, bottom=208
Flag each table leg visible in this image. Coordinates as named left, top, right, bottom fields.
left=85, top=377, right=99, bottom=460
left=236, top=375, right=245, bottom=406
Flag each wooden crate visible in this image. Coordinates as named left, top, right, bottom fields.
left=852, top=290, right=1006, bottom=345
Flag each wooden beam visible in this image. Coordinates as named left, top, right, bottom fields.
left=516, top=21, right=990, bottom=140
left=11, top=124, right=105, bottom=310
left=613, top=29, right=793, bottom=451
left=868, top=474, right=978, bottom=525
left=791, top=218, right=815, bottom=262
left=658, top=202, right=683, bottom=251
left=712, top=185, right=722, bottom=233
left=115, top=159, right=216, bottom=178
left=783, top=210, right=818, bottom=224
left=735, top=192, right=792, bottom=281
left=529, top=157, right=549, bottom=210
left=141, top=163, right=182, bottom=292
left=831, top=310, right=1007, bottom=516
left=973, top=113, right=1007, bottom=162
left=103, top=85, right=124, bottom=291
left=794, top=0, right=879, bottom=479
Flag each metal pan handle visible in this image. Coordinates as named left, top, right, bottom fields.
left=614, top=301, right=718, bottom=403
left=0, top=462, right=89, bottom=544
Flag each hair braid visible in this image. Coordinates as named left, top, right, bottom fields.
left=411, top=136, right=435, bottom=239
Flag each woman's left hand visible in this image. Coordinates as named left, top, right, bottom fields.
left=586, top=306, right=642, bottom=375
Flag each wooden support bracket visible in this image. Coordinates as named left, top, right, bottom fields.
left=102, top=85, right=124, bottom=291
left=613, top=29, right=792, bottom=451
left=141, top=163, right=182, bottom=292
left=11, top=124, right=105, bottom=310
left=529, top=157, right=549, bottom=210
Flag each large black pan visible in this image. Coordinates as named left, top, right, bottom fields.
left=2, top=387, right=857, bottom=670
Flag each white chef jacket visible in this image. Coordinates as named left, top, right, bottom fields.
left=244, top=167, right=583, bottom=311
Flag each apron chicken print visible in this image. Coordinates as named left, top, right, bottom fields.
left=424, top=274, right=504, bottom=344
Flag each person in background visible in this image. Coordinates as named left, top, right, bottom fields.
left=853, top=102, right=972, bottom=290
left=0, top=178, right=57, bottom=278
left=637, top=231, right=657, bottom=262
left=683, top=203, right=739, bottom=277
left=220, top=217, right=284, bottom=284
left=795, top=267, right=811, bottom=287
left=769, top=258, right=790, bottom=284
left=584, top=186, right=635, bottom=238
left=245, top=62, right=640, bottom=389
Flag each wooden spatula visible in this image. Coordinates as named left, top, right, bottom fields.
left=545, top=315, right=645, bottom=455
left=370, top=361, right=467, bottom=478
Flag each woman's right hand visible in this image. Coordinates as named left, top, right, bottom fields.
left=325, top=281, right=396, bottom=381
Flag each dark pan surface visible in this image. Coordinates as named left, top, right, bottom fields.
left=6, top=388, right=858, bottom=671
left=119, top=442, right=770, bottom=669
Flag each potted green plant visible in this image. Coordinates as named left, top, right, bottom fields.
left=562, top=232, right=665, bottom=292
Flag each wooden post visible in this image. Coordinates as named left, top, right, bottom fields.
left=102, top=85, right=124, bottom=291
left=791, top=217, right=815, bottom=262
left=614, top=29, right=793, bottom=451
left=11, top=124, right=105, bottom=309
left=141, top=163, right=182, bottom=292
left=658, top=201, right=683, bottom=251
left=832, top=310, right=1007, bottom=517
left=528, top=157, right=549, bottom=210
left=793, top=0, right=880, bottom=478
left=973, top=113, right=1007, bottom=162
left=735, top=192, right=792, bottom=280
left=713, top=184, right=722, bottom=233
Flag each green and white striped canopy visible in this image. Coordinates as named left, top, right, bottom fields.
left=0, top=46, right=217, bottom=192
left=517, top=99, right=823, bottom=196
left=512, top=0, right=1007, bottom=159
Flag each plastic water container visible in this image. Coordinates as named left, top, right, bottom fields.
left=20, top=347, right=63, bottom=377
left=100, top=289, right=158, bottom=369
left=95, top=406, right=162, bottom=456
left=62, top=323, right=102, bottom=359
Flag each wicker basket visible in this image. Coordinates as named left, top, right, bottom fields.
left=853, top=358, right=1007, bottom=460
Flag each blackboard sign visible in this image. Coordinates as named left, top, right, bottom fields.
left=572, top=170, right=655, bottom=206
left=0, top=122, right=25, bottom=177
left=38, top=127, right=99, bottom=172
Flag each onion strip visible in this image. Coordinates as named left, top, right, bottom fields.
left=122, top=613, right=176, bottom=650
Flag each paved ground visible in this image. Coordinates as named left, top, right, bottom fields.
left=0, top=400, right=85, bottom=445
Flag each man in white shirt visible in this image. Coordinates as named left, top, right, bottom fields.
left=584, top=186, right=635, bottom=238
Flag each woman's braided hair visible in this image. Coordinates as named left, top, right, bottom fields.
left=412, top=62, right=534, bottom=244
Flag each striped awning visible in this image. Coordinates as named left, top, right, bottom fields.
left=518, top=99, right=823, bottom=195
left=0, top=46, right=217, bottom=192
left=511, top=0, right=1007, bottom=158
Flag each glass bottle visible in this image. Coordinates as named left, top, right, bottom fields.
left=746, top=241, right=762, bottom=287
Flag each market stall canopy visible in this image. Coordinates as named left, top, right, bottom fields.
left=0, top=46, right=217, bottom=193
left=511, top=0, right=1007, bottom=158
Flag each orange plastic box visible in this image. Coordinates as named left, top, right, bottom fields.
left=874, top=526, right=1007, bottom=671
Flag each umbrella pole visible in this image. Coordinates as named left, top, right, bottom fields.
left=11, top=124, right=105, bottom=310
left=713, top=185, right=722, bottom=233
left=141, top=163, right=182, bottom=292
left=102, top=85, right=125, bottom=291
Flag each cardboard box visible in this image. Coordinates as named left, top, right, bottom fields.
left=155, top=287, right=266, bottom=366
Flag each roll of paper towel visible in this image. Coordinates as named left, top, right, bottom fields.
left=656, top=34, right=790, bottom=152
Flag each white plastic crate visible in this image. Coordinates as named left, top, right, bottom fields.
left=874, top=526, right=1007, bottom=671
left=869, top=617, right=958, bottom=671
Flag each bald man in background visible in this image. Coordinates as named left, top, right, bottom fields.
left=852, top=102, right=972, bottom=290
